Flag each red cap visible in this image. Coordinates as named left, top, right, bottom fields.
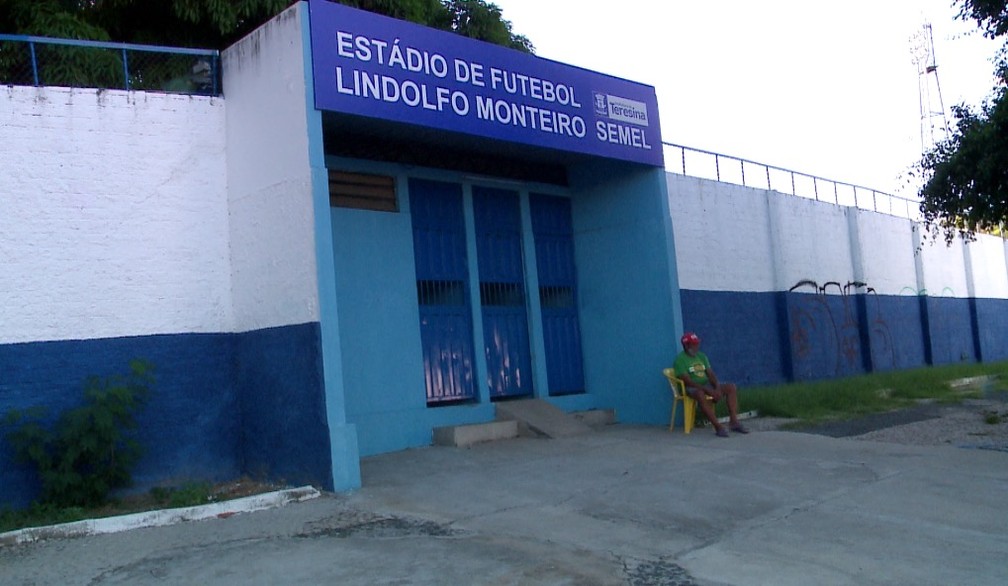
left=681, top=332, right=701, bottom=347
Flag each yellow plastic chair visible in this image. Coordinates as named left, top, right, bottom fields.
left=662, top=368, right=698, bottom=433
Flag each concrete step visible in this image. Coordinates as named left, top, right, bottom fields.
left=432, top=420, right=518, bottom=448
left=495, top=399, right=594, bottom=438
left=573, top=408, right=617, bottom=428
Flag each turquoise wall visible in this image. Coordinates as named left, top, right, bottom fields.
left=568, top=160, right=683, bottom=426
left=325, top=158, right=677, bottom=454
left=328, top=164, right=504, bottom=456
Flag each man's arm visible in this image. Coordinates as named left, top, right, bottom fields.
left=707, top=367, right=720, bottom=391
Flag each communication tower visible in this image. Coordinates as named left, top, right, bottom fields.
left=910, top=23, right=951, bottom=152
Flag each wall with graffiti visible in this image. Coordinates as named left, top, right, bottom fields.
left=668, top=173, right=1008, bottom=386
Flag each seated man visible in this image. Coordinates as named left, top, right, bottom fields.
left=673, top=332, right=749, bottom=437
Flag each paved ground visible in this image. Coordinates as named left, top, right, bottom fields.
left=2, top=404, right=1007, bottom=585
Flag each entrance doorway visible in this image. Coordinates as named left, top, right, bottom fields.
left=410, top=178, right=585, bottom=405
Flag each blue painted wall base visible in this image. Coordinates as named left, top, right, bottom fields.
left=0, top=323, right=332, bottom=509
left=680, top=289, right=1005, bottom=389
left=235, top=323, right=334, bottom=491
left=973, top=298, right=1008, bottom=362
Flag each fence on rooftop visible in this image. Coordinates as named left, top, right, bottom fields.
left=0, top=34, right=220, bottom=96
left=662, top=141, right=921, bottom=221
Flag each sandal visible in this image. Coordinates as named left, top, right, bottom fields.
left=715, top=428, right=730, bottom=438
left=730, top=424, right=750, bottom=434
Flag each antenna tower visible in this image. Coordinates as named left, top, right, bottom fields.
left=910, top=23, right=951, bottom=152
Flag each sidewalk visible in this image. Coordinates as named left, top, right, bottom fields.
left=1, top=425, right=1006, bottom=585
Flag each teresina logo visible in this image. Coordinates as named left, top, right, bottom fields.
left=592, top=93, right=649, bottom=127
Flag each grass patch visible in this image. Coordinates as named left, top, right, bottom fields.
left=731, top=361, right=1008, bottom=426
left=0, top=478, right=282, bottom=534
left=0, top=503, right=90, bottom=534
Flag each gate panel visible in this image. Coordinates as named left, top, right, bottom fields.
left=530, top=194, right=585, bottom=395
left=473, top=187, right=533, bottom=399
left=410, top=179, right=476, bottom=404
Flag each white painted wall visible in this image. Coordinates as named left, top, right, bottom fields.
left=965, top=234, right=1008, bottom=298
left=0, top=86, right=230, bottom=344
left=0, top=3, right=322, bottom=349
left=667, top=171, right=1006, bottom=300
left=769, top=191, right=854, bottom=292
left=849, top=209, right=918, bottom=295
left=223, top=3, right=319, bottom=333
left=667, top=174, right=775, bottom=292
left=917, top=236, right=971, bottom=298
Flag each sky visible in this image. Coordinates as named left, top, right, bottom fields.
left=489, top=0, right=1004, bottom=196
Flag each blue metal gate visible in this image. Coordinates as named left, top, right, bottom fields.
left=530, top=194, right=585, bottom=395
left=473, top=187, right=534, bottom=399
left=410, top=179, right=476, bottom=404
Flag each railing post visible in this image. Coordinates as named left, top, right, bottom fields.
left=740, top=160, right=746, bottom=186
left=121, top=48, right=129, bottom=90
left=29, top=41, right=39, bottom=85
left=681, top=147, right=686, bottom=175
left=813, top=177, right=819, bottom=201
left=765, top=165, right=771, bottom=190
left=834, top=182, right=839, bottom=205
left=791, top=171, right=796, bottom=196
left=715, top=154, right=720, bottom=181
left=212, top=55, right=219, bottom=96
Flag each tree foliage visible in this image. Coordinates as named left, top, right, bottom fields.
left=918, top=0, right=1008, bottom=242
left=337, top=0, right=532, bottom=51
left=919, top=96, right=1008, bottom=241
left=442, top=0, right=532, bottom=52
left=0, top=0, right=533, bottom=52
left=957, top=0, right=1008, bottom=38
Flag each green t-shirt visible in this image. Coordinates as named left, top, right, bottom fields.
left=674, top=350, right=712, bottom=386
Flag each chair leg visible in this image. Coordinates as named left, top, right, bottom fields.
left=684, top=396, right=696, bottom=434
left=670, top=399, right=678, bottom=431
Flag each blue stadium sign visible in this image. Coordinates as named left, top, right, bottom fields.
left=308, top=0, right=663, bottom=166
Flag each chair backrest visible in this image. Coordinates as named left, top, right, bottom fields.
left=662, top=367, right=686, bottom=399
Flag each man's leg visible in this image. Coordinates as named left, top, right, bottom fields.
left=722, top=383, right=749, bottom=433
left=691, top=390, right=727, bottom=436
left=723, top=383, right=740, bottom=424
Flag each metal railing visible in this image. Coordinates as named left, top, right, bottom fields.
left=0, top=34, right=220, bottom=96
left=663, top=141, right=920, bottom=220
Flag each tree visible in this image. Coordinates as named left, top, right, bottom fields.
left=0, top=0, right=111, bottom=40
left=0, top=0, right=533, bottom=52
left=337, top=0, right=532, bottom=51
left=442, top=0, right=533, bottom=52
left=86, top=0, right=297, bottom=49
left=918, top=0, right=1008, bottom=242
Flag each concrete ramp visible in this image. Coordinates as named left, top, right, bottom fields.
left=495, top=399, right=594, bottom=438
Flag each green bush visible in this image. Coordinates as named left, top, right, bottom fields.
left=3, top=360, right=154, bottom=508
